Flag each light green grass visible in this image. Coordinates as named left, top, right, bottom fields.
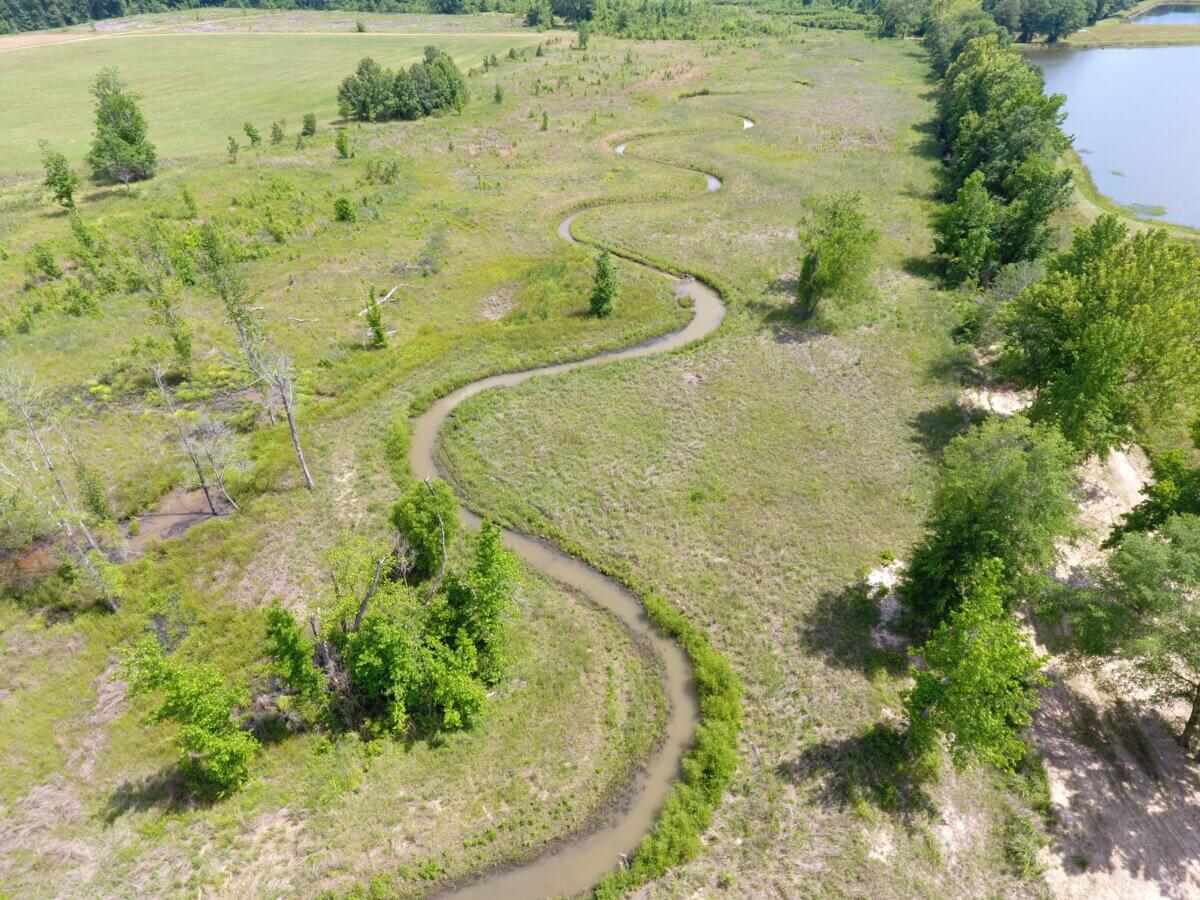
left=0, top=31, right=542, bottom=172
left=1, top=17, right=1053, bottom=898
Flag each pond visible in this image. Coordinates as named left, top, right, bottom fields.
left=1130, top=3, right=1200, bottom=24
left=1033, top=45, right=1200, bottom=228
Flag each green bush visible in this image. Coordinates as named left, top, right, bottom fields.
left=390, top=478, right=460, bottom=581
left=333, top=196, right=357, bottom=222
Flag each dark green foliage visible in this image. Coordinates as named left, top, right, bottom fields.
left=928, top=32, right=1072, bottom=283
left=906, top=558, right=1047, bottom=772
left=1056, top=516, right=1200, bottom=753
left=123, top=636, right=258, bottom=794
left=593, top=584, right=741, bottom=898
left=354, top=17, right=366, bottom=31
left=1113, top=423, right=1200, bottom=542
left=390, top=478, right=460, bottom=581
left=1002, top=216, right=1200, bottom=455
left=899, top=415, right=1077, bottom=623
left=39, top=141, right=81, bottom=209
left=525, top=0, right=552, bottom=26
left=75, top=459, right=113, bottom=522
left=264, top=605, right=326, bottom=701
left=266, top=518, right=518, bottom=737
left=333, top=196, right=356, bottom=222
left=577, top=20, right=591, bottom=47
left=27, top=242, right=61, bottom=280
left=493, top=82, right=504, bottom=104
left=226, top=136, right=238, bottom=164
left=338, top=49, right=466, bottom=125
left=270, top=121, right=285, bottom=145
left=540, top=109, right=549, bottom=131
left=795, top=191, right=879, bottom=318
left=589, top=249, right=617, bottom=317
left=243, top=122, right=261, bottom=147
left=302, top=113, right=318, bottom=137
left=85, top=67, right=157, bottom=189
left=932, top=170, right=998, bottom=284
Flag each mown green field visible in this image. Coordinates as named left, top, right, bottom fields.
left=0, top=12, right=1054, bottom=899
left=0, top=28, right=541, bottom=171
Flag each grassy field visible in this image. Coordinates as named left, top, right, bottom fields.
left=0, top=27, right=543, bottom=171
left=0, top=12, right=1057, bottom=899
left=439, top=31, right=1053, bottom=899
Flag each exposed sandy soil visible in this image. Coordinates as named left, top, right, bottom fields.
left=1033, top=444, right=1200, bottom=899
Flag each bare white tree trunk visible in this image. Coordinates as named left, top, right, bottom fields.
left=152, top=366, right=219, bottom=516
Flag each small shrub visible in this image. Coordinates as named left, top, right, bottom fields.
left=226, top=136, right=238, bottom=164
left=243, top=122, right=261, bottom=147
left=270, top=121, right=284, bottom=145
left=333, top=196, right=357, bottom=222
left=335, top=129, right=353, bottom=160
left=302, top=113, right=318, bottom=137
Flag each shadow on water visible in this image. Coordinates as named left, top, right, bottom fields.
left=776, top=723, right=935, bottom=823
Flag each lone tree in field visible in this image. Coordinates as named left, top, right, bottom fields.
left=906, top=558, right=1046, bottom=773
left=85, top=67, right=157, bottom=190
left=123, top=636, right=258, bottom=794
left=270, top=121, right=285, bottom=145
left=39, top=142, right=81, bottom=209
left=1003, top=215, right=1200, bottom=456
left=795, top=191, right=879, bottom=319
left=590, top=249, right=618, bottom=317
left=364, top=284, right=387, bottom=349
left=899, top=414, right=1077, bottom=623
left=243, top=122, right=261, bottom=147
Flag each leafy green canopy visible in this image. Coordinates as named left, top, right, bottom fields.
left=266, top=493, right=517, bottom=737
left=795, top=191, right=879, bottom=319
left=1003, top=215, right=1200, bottom=456
left=1056, top=515, right=1200, bottom=753
left=85, top=67, right=157, bottom=189
left=337, top=48, right=467, bottom=124
left=123, top=636, right=258, bottom=794
left=589, top=249, right=618, bottom=317
left=907, top=558, right=1047, bottom=772
left=1112, top=421, right=1200, bottom=542
left=900, top=414, right=1077, bottom=622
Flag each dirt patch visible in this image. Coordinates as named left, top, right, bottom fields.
left=959, top=386, right=1034, bottom=417
left=477, top=287, right=517, bottom=322
left=125, top=487, right=231, bottom=556
left=866, top=561, right=908, bottom=652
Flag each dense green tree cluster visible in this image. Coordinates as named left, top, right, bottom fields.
left=337, top=47, right=467, bottom=123
left=265, top=483, right=518, bottom=736
left=930, top=34, right=1071, bottom=283
left=899, top=414, right=1077, bottom=623
left=794, top=191, right=879, bottom=319
left=1001, top=216, right=1200, bottom=455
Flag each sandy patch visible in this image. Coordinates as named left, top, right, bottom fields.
left=959, top=386, right=1034, bottom=417
left=477, top=288, right=516, bottom=321
left=866, top=560, right=908, bottom=652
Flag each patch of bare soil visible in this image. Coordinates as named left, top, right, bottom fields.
left=959, top=385, right=1035, bottom=417
left=125, top=487, right=230, bottom=556
left=1031, top=447, right=1200, bottom=898
left=866, top=560, right=908, bottom=652
left=477, top=286, right=516, bottom=321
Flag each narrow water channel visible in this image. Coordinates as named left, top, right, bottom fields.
left=409, top=118, right=751, bottom=898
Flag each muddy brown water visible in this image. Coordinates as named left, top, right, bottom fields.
left=412, top=120, right=750, bottom=899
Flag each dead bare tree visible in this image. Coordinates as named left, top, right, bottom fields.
left=191, top=417, right=241, bottom=512
left=250, top=345, right=314, bottom=490
left=0, top=365, right=102, bottom=556
left=147, top=362, right=219, bottom=516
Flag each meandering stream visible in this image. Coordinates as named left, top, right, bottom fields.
left=409, top=115, right=751, bottom=898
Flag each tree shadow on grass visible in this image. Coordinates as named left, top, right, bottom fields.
left=798, top=581, right=907, bottom=678
left=776, top=722, right=936, bottom=824
left=100, top=766, right=200, bottom=825
left=909, top=399, right=984, bottom=458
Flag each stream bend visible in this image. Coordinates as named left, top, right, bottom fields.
left=411, top=115, right=752, bottom=899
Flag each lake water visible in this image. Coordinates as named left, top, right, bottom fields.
left=1033, top=45, right=1200, bottom=228
left=1131, top=3, right=1200, bottom=23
